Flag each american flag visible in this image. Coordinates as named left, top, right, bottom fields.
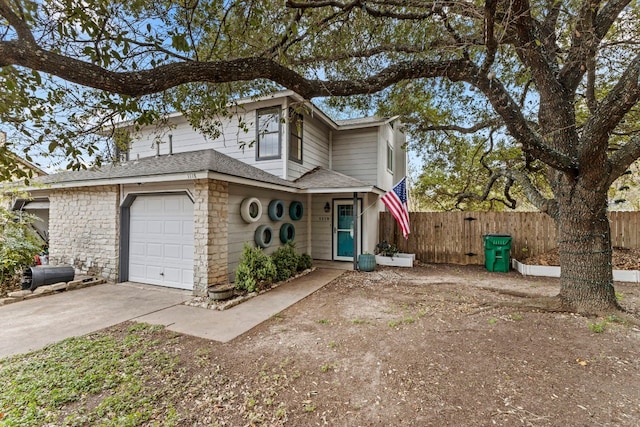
left=381, top=177, right=410, bottom=239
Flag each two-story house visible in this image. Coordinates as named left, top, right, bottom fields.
left=15, top=91, right=407, bottom=296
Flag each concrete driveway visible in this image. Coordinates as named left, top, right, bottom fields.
left=0, top=268, right=345, bottom=359
left=0, top=282, right=190, bottom=358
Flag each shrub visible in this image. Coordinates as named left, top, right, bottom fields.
left=297, top=253, right=313, bottom=272
left=0, top=207, right=45, bottom=286
left=272, top=242, right=300, bottom=282
left=234, top=243, right=276, bottom=292
left=375, top=240, right=399, bottom=257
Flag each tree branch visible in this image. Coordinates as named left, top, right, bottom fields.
left=581, top=53, right=640, bottom=162
left=608, top=134, right=640, bottom=185
left=501, top=169, right=558, bottom=217
left=560, top=0, right=631, bottom=90
left=467, top=67, right=577, bottom=172
left=0, top=31, right=580, bottom=179
left=481, top=0, right=498, bottom=74
left=262, top=9, right=304, bottom=58
left=539, top=0, right=561, bottom=64
left=0, top=0, right=35, bottom=43
left=417, top=118, right=502, bottom=134
left=509, top=0, right=579, bottom=157
left=457, top=167, right=558, bottom=216
left=510, top=0, right=560, bottom=83
left=286, top=0, right=483, bottom=20
left=585, top=54, right=597, bottom=112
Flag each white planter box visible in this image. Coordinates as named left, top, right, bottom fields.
left=375, top=253, right=415, bottom=267
left=512, top=259, right=640, bottom=283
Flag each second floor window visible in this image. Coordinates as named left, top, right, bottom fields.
left=257, top=108, right=281, bottom=160
left=289, top=109, right=303, bottom=163
left=387, top=141, right=394, bottom=172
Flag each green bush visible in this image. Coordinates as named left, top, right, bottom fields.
left=297, top=253, right=313, bottom=272
left=272, top=242, right=300, bottom=282
left=234, top=243, right=276, bottom=292
left=1, top=207, right=45, bottom=286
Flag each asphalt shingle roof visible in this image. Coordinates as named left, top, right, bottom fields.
left=25, top=150, right=379, bottom=194
left=294, top=167, right=373, bottom=189
left=35, top=149, right=298, bottom=188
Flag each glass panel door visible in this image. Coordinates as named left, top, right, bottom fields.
left=333, top=200, right=361, bottom=261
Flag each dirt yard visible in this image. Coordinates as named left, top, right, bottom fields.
left=88, top=264, right=640, bottom=426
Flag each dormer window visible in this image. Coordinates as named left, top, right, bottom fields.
left=289, top=109, right=303, bottom=163
left=256, top=107, right=281, bottom=160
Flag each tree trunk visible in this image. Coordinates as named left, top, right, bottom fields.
left=555, top=179, right=620, bottom=314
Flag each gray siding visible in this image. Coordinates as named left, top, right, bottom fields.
left=310, top=195, right=333, bottom=260
left=309, top=193, right=379, bottom=260
left=331, top=128, right=378, bottom=185
left=393, top=121, right=407, bottom=182
left=287, top=114, right=331, bottom=180
left=227, top=184, right=308, bottom=282
left=377, top=125, right=395, bottom=191
left=127, top=100, right=286, bottom=178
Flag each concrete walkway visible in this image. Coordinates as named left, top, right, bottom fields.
left=135, top=268, right=344, bottom=342
left=0, top=268, right=344, bottom=358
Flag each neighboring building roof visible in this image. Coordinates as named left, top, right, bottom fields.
left=0, top=151, right=47, bottom=182
left=295, top=167, right=382, bottom=194
left=34, top=149, right=298, bottom=189
left=13, top=155, right=47, bottom=177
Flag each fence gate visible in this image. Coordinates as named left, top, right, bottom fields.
left=463, top=214, right=480, bottom=263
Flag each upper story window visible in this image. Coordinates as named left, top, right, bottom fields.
left=256, top=107, right=281, bottom=160
left=113, top=129, right=131, bottom=162
left=386, top=141, right=394, bottom=172
left=289, top=109, right=303, bottom=163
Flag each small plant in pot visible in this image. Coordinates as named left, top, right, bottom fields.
left=375, top=241, right=399, bottom=258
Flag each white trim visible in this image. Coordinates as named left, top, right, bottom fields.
left=120, top=188, right=195, bottom=206
left=512, top=259, right=640, bottom=283
left=303, top=186, right=384, bottom=195
left=333, top=199, right=362, bottom=262
left=375, top=253, right=415, bottom=267
left=19, top=173, right=382, bottom=195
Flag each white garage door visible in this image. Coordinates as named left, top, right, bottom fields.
left=129, top=194, right=194, bottom=290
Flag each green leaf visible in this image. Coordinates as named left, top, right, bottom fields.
left=171, top=34, right=189, bottom=52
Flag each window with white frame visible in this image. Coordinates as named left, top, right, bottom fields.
left=289, top=109, right=303, bottom=163
left=256, top=108, right=281, bottom=160
left=386, top=141, right=394, bottom=172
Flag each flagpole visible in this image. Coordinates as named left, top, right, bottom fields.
left=353, top=192, right=358, bottom=271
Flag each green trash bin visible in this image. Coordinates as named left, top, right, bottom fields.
left=483, top=234, right=512, bottom=272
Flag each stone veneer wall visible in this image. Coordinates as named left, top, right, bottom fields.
left=49, top=185, right=120, bottom=281
left=193, top=179, right=229, bottom=296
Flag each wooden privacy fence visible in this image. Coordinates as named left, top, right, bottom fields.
left=379, top=211, right=640, bottom=265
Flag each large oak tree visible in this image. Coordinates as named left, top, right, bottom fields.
left=2, top=0, right=640, bottom=313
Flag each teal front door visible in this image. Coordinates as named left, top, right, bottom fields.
left=333, top=200, right=362, bottom=261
